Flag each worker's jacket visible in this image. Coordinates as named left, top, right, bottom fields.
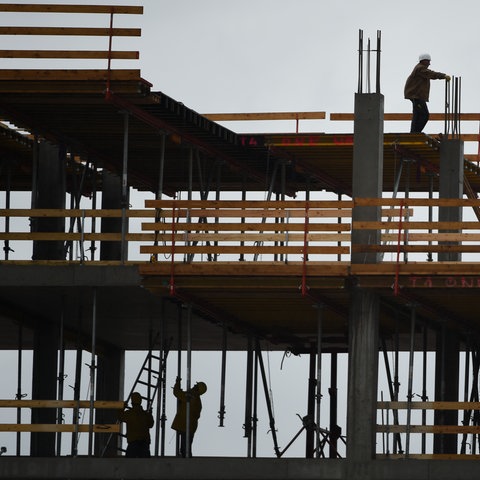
left=171, top=382, right=202, bottom=434
left=404, top=63, right=447, bottom=102
left=118, top=405, right=154, bottom=443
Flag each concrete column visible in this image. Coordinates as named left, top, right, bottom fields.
left=32, top=141, right=66, bottom=260
left=30, top=322, right=59, bottom=456
left=346, top=287, right=379, bottom=461
left=434, top=326, right=460, bottom=454
left=94, top=347, right=125, bottom=457
left=347, top=93, right=383, bottom=462
left=100, top=171, right=124, bottom=260
left=351, top=93, right=384, bottom=264
left=438, top=139, right=464, bottom=262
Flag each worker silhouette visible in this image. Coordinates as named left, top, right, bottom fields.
left=171, top=377, right=207, bottom=457
left=118, top=391, right=154, bottom=458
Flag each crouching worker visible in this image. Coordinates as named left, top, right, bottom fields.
left=118, top=391, right=154, bottom=458
left=171, top=377, right=207, bottom=457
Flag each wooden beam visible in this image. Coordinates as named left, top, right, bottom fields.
left=377, top=401, right=480, bottom=410
left=0, top=208, right=155, bottom=218
left=353, top=221, right=480, bottom=230
left=140, top=245, right=349, bottom=255
left=202, top=112, right=326, bottom=121
left=0, top=26, right=141, bottom=36
left=142, top=222, right=351, bottom=232
left=331, top=113, right=480, bottom=121
left=0, top=424, right=120, bottom=433
left=0, top=69, right=141, bottom=81
left=145, top=199, right=354, bottom=209
left=377, top=425, right=480, bottom=434
left=377, top=453, right=480, bottom=460
left=0, top=50, right=139, bottom=59
left=0, top=399, right=124, bottom=408
left=0, top=4, right=143, bottom=14
left=353, top=244, right=480, bottom=253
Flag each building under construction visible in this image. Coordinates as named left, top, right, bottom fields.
left=2, top=3, right=480, bottom=479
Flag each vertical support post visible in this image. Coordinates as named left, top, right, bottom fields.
left=185, top=304, right=192, bottom=458
left=16, top=324, right=23, bottom=456
left=175, top=303, right=182, bottom=456
left=218, top=325, right=227, bottom=427
left=88, top=288, right=97, bottom=457
left=244, top=336, right=253, bottom=457
left=306, top=348, right=316, bottom=458
left=329, top=352, right=338, bottom=458
left=252, top=348, right=258, bottom=458
left=405, top=304, right=416, bottom=457
left=155, top=300, right=165, bottom=456
left=56, top=298, right=66, bottom=456
left=315, top=305, right=323, bottom=458
left=120, top=111, right=129, bottom=264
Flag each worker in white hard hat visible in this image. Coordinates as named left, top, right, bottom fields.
left=404, top=53, right=451, bottom=133
left=171, top=377, right=207, bottom=457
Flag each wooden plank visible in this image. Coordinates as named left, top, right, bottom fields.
left=0, top=69, right=142, bottom=81
left=355, top=197, right=480, bottom=207
left=376, top=453, right=480, bottom=460
left=140, top=245, right=349, bottom=255
left=0, top=27, right=141, bottom=37
left=144, top=233, right=350, bottom=243
left=140, top=261, right=350, bottom=277
left=0, top=399, right=124, bottom=408
left=377, top=425, right=480, bottom=434
left=331, top=113, right=480, bottom=121
left=145, top=199, right=354, bottom=209
left=353, top=221, right=480, bottom=230
left=0, top=232, right=154, bottom=241
left=0, top=50, right=139, bottom=59
left=381, top=233, right=480, bottom=242
left=0, top=424, right=120, bottom=433
left=0, top=208, right=154, bottom=218
left=202, top=112, right=326, bottom=121
left=144, top=208, right=353, bottom=219
left=0, top=5, right=143, bottom=14
left=142, top=222, right=351, bottom=232
left=353, top=244, right=480, bottom=253
left=377, top=401, right=480, bottom=410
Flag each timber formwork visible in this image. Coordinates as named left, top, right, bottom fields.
left=3, top=3, right=480, bottom=480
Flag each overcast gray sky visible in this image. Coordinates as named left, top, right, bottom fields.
left=0, top=0, right=476, bottom=458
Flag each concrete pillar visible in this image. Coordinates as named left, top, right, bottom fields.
left=351, top=93, right=384, bottom=264
left=100, top=170, right=123, bottom=260
left=30, top=322, right=59, bottom=456
left=346, top=287, right=379, bottom=461
left=434, top=139, right=462, bottom=453
left=94, top=346, right=125, bottom=457
left=347, top=93, right=383, bottom=462
left=32, top=141, right=66, bottom=260
left=434, top=325, right=460, bottom=454
left=438, top=139, right=464, bottom=262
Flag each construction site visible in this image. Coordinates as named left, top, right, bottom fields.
left=3, top=3, right=480, bottom=479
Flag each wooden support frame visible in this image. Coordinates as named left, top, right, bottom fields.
left=0, top=3, right=142, bottom=69
left=0, top=399, right=123, bottom=434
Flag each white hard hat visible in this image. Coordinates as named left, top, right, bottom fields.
left=419, top=53, right=431, bottom=62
